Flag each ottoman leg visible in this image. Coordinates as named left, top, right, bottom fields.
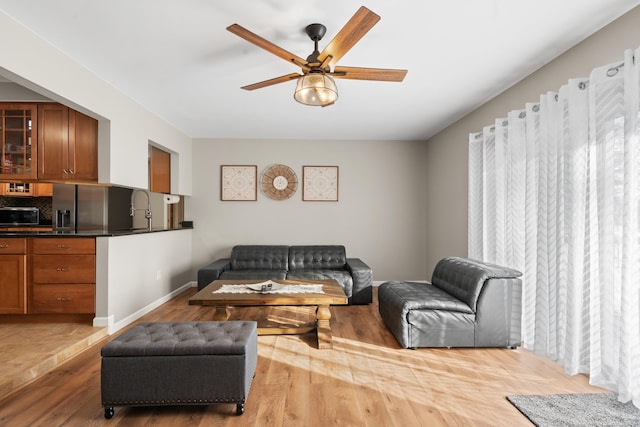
left=236, top=402, right=245, bottom=415
left=104, top=407, right=114, bottom=419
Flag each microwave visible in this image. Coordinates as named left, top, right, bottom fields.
left=0, top=207, right=40, bottom=225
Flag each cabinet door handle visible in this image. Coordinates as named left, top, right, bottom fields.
left=56, top=244, right=68, bottom=249
left=57, top=297, right=72, bottom=302
left=0, top=244, right=7, bottom=248
left=56, top=267, right=68, bottom=272
left=68, top=169, right=74, bottom=174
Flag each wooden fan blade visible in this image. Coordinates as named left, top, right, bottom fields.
left=317, top=6, right=380, bottom=68
left=332, top=66, right=407, bottom=82
left=227, top=24, right=307, bottom=67
left=241, top=73, right=302, bottom=91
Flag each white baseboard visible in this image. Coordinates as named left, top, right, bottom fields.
left=101, top=281, right=196, bottom=335
left=93, top=315, right=114, bottom=328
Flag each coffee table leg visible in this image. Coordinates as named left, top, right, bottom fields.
left=212, top=305, right=231, bottom=321
left=316, top=305, right=333, bottom=349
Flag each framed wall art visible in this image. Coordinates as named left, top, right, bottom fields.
left=261, top=164, right=298, bottom=200
left=302, top=166, right=339, bottom=201
left=220, top=165, right=257, bottom=201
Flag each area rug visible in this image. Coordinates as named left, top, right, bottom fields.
left=506, top=392, right=640, bottom=426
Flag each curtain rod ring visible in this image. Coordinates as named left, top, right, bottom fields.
left=606, top=63, right=624, bottom=77
left=579, top=81, right=588, bottom=90
left=532, top=104, right=540, bottom=112
left=519, top=111, right=526, bottom=119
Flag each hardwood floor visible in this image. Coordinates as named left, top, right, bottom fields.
left=0, top=287, right=605, bottom=426
left=0, top=322, right=107, bottom=401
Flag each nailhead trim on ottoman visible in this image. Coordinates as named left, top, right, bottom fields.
left=101, top=321, right=257, bottom=419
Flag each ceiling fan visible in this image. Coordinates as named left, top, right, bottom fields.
left=227, top=6, right=407, bottom=107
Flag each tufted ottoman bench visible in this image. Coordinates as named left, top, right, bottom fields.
left=101, top=321, right=257, bottom=419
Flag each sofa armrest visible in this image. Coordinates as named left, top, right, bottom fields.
left=475, top=276, right=522, bottom=347
left=345, top=258, right=373, bottom=304
left=197, top=258, right=231, bottom=290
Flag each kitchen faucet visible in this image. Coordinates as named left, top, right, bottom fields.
left=130, top=189, right=152, bottom=231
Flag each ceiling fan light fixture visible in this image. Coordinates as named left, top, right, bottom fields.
left=294, top=73, right=338, bottom=107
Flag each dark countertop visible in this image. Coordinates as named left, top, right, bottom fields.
left=0, top=227, right=192, bottom=237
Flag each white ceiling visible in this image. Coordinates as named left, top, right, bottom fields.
left=1, top=1, right=638, bottom=141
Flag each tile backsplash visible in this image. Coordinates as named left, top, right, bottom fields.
left=0, top=196, right=53, bottom=221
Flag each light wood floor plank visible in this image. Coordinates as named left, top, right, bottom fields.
left=0, top=287, right=607, bottom=426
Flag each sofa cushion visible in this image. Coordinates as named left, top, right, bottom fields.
left=220, top=269, right=287, bottom=281
left=286, top=269, right=354, bottom=297
left=378, top=280, right=476, bottom=348
left=101, top=321, right=256, bottom=357
left=378, top=281, right=474, bottom=314
left=230, top=245, right=289, bottom=271
left=288, top=245, right=346, bottom=270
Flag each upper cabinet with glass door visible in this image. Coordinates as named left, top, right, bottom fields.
left=1, top=104, right=37, bottom=180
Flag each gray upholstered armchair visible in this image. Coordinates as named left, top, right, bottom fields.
left=378, top=257, right=522, bottom=349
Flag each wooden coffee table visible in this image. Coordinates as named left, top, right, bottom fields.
left=189, top=279, right=348, bottom=349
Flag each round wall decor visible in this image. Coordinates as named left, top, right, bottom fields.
left=261, top=164, right=298, bottom=200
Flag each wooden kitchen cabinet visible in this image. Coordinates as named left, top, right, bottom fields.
left=0, top=104, right=37, bottom=180
left=31, top=255, right=96, bottom=283
left=37, top=104, right=98, bottom=181
left=68, top=109, right=99, bottom=180
left=30, top=284, right=95, bottom=314
left=28, top=237, right=96, bottom=314
left=30, top=237, right=95, bottom=254
left=0, top=238, right=27, bottom=314
left=3, top=182, right=33, bottom=196
left=1, top=182, right=52, bottom=197
left=37, top=104, right=67, bottom=180
left=1, top=102, right=98, bottom=183
left=34, top=183, right=53, bottom=196
left=149, top=145, right=171, bottom=193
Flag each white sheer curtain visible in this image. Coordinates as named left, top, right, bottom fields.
left=469, top=47, right=640, bottom=407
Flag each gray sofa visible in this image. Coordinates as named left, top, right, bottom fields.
left=197, top=245, right=373, bottom=304
left=378, top=257, right=522, bottom=349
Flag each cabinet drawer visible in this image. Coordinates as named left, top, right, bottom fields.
left=30, top=238, right=95, bottom=255
left=30, top=284, right=95, bottom=314
left=0, top=238, right=27, bottom=254
left=31, top=255, right=95, bottom=283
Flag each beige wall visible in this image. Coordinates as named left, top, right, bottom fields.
left=190, top=138, right=428, bottom=282
left=0, top=10, right=192, bottom=194
left=424, top=5, right=640, bottom=273
left=0, top=10, right=195, bottom=329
